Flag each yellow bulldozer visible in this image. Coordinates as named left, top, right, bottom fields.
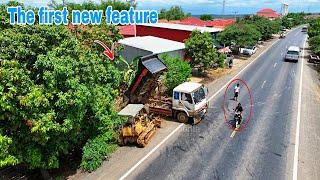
left=118, top=104, right=161, bottom=147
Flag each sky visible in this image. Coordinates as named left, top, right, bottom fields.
left=1, top=0, right=320, bottom=15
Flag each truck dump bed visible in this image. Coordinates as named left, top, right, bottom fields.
left=128, top=54, right=167, bottom=103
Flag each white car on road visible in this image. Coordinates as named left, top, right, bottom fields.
left=242, top=46, right=257, bottom=56
left=284, top=46, right=300, bottom=63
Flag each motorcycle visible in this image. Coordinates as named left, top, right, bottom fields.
left=233, top=113, right=242, bottom=128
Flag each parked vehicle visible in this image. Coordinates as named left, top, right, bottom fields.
left=242, top=46, right=257, bottom=56
left=149, top=82, right=209, bottom=124
left=308, top=54, right=320, bottom=64
left=280, top=31, right=286, bottom=38
left=284, top=46, right=300, bottom=63
left=302, top=26, right=308, bottom=33
left=118, top=104, right=161, bottom=147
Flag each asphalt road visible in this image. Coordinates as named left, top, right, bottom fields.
left=129, top=28, right=309, bottom=180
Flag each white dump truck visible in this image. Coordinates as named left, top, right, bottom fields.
left=125, top=54, right=209, bottom=124
left=148, top=82, right=209, bottom=124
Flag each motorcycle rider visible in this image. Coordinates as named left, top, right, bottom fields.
left=234, top=103, right=243, bottom=126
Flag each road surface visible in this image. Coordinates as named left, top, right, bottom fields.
left=125, top=28, right=315, bottom=180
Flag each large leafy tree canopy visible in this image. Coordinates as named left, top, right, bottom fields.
left=308, top=18, right=320, bottom=55
left=158, top=6, right=191, bottom=20
left=282, top=13, right=306, bottom=29
left=241, top=16, right=281, bottom=41
left=308, top=18, right=320, bottom=38
left=0, top=1, right=127, bottom=171
left=185, top=30, right=222, bottom=71
left=217, top=23, right=262, bottom=47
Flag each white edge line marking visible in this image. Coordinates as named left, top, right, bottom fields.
left=119, top=123, right=184, bottom=180
left=292, top=36, right=306, bottom=180
left=120, top=34, right=283, bottom=180
left=208, top=39, right=279, bottom=102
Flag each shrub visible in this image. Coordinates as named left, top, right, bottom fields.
left=161, top=54, right=191, bottom=95
left=217, top=53, right=226, bottom=68
left=80, top=131, right=117, bottom=172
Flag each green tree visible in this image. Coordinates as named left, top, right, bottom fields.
left=200, top=14, right=213, bottom=21
left=185, top=30, right=222, bottom=72
left=282, top=13, right=306, bottom=29
left=309, top=35, right=320, bottom=55
left=308, top=18, right=320, bottom=38
left=0, top=2, right=126, bottom=172
left=159, top=6, right=191, bottom=20
left=0, top=1, right=23, bottom=30
left=241, top=16, right=280, bottom=41
left=161, top=54, right=191, bottom=95
left=308, top=18, right=320, bottom=55
left=217, top=23, right=262, bottom=48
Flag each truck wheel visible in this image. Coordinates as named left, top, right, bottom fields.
left=177, top=112, right=188, bottom=123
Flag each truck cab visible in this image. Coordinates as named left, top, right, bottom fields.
left=172, top=82, right=209, bottom=123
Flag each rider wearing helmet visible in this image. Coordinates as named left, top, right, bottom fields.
left=234, top=103, right=243, bottom=126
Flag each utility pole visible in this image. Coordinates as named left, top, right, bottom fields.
left=222, top=0, right=226, bottom=16
left=233, top=11, right=238, bottom=20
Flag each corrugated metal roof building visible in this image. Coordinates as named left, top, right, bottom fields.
left=118, top=36, right=186, bottom=62
left=136, top=23, right=222, bottom=42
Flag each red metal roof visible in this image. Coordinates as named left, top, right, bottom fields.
left=179, top=17, right=207, bottom=27
left=258, top=8, right=276, bottom=13
left=119, top=25, right=135, bottom=37
left=206, top=19, right=236, bottom=28
left=158, top=18, right=235, bottom=28
left=257, top=8, right=280, bottom=18
left=158, top=19, right=169, bottom=23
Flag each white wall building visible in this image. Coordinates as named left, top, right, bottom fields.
left=119, top=36, right=185, bottom=63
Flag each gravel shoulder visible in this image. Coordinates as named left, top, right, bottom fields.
left=298, top=42, right=320, bottom=180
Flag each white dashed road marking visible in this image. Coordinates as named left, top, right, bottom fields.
left=261, top=80, right=267, bottom=89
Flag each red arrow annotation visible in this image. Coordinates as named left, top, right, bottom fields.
left=94, top=40, right=115, bottom=60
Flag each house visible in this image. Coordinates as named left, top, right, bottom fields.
left=118, top=36, right=185, bottom=63
left=257, top=8, right=280, bottom=20
left=136, top=23, right=222, bottom=42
